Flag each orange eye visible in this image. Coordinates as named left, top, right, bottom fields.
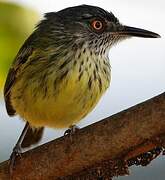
left=91, top=20, right=104, bottom=31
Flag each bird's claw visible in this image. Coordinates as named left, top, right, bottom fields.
left=64, top=125, right=80, bottom=136
left=9, top=144, right=22, bottom=175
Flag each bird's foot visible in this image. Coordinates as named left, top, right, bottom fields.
left=9, top=144, right=22, bottom=176
left=64, top=125, right=80, bottom=136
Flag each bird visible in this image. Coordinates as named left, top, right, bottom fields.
left=4, top=4, right=160, bottom=172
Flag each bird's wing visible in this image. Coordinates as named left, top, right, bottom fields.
left=4, top=46, right=33, bottom=116
left=4, top=41, right=45, bottom=147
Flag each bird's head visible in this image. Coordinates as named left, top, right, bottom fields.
left=38, top=5, right=160, bottom=56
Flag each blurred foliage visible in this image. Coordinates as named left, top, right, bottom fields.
left=0, top=1, right=39, bottom=92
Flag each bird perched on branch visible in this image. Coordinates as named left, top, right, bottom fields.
left=4, top=4, right=160, bottom=172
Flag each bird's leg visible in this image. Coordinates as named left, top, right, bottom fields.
left=64, top=125, right=80, bottom=136
left=9, top=122, right=30, bottom=175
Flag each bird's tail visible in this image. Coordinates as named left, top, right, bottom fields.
left=21, top=124, right=44, bottom=148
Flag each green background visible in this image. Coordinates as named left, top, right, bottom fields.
left=0, top=1, right=39, bottom=91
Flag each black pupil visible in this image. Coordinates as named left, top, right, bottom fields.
left=95, top=21, right=101, bottom=29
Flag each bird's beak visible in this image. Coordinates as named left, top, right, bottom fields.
left=112, top=25, right=161, bottom=38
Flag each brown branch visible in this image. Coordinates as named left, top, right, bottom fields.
left=0, top=92, right=165, bottom=179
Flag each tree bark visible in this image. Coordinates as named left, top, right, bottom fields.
left=0, top=92, right=165, bottom=179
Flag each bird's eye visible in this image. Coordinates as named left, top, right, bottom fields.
left=91, top=20, right=104, bottom=32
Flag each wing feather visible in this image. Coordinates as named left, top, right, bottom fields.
left=4, top=47, right=33, bottom=116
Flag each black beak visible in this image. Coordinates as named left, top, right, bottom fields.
left=115, top=25, right=160, bottom=38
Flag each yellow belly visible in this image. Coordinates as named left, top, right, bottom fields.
left=11, top=59, right=111, bottom=128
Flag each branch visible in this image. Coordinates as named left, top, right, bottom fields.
left=0, top=92, right=165, bottom=179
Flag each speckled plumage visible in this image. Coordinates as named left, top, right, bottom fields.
left=4, top=5, right=160, bottom=149
left=9, top=41, right=111, bottom=128
left=4, top=5, right=121, bottom=129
